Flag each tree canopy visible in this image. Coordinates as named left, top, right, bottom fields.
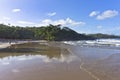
left=0, top=24, right=119, bottom=41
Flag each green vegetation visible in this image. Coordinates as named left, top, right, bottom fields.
left=0, top=24, right=94, bottom=41
left=0, top=24, right=120, bottom=41
left=88, top=33, right=120, bottom=39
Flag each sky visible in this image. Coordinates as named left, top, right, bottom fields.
left=0, top=0, right=120, bottom=35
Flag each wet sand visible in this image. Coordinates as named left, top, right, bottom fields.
left=0, top=42, right=120, bottom=80
left=69, top=45, right=120, bottom=80
left=0, top=40, right=47, bottom=49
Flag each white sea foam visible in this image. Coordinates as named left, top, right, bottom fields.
left=63, top=39, right=120, bottom=47
left=0, top=43, right=11, bottom=49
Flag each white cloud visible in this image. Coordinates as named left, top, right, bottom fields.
left=12, top=9, right=21, bottom=13
left=97, top=10, right=119, bottom=20
left=0, top=21, right=2, bottom=23
left=37, top=18, right=86, bottom=27
left=47, top=12, right=56, bottom=16
left=97, top=25, right=103, bottom=29
left=17, top=21, right=35, bottom=25
left=2, top=16, right=11, bottom=20
left=89, top=11, right=99, bottom=17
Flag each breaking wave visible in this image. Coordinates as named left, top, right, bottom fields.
left=63, top=39, right=120, bottom=48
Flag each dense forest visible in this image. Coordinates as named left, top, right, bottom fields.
left=0, top=24, right=120, bottom=41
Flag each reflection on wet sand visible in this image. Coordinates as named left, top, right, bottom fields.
left=0, top=42, right=65, bottom=59
left=0, top=42, right=120, bottom=80
left=0, top=42, right=95, bottom=80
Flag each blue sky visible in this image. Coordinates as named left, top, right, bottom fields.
left=0, top=0, right=120, bottom=35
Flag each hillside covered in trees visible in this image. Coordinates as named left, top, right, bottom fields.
left=87, top=33, right=120, bottom=39
left=0, top=24, right=120, bottom=41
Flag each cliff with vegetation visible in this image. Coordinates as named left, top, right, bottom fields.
left=0, top=24, right=120, bottom=41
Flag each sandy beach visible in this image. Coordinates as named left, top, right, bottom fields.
left=0, top=41, right=120, bottom=80
left=0, top=40, right=47, bottom=49
left=0, top=43, right=11, bottom=49
left=0, top=42, right=95, bottom=80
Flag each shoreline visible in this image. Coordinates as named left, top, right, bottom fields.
left=0, top=41, right=120, bottom=80
left=0, top=41, right=97, bottom=80
left=0, top=40, right=47, bottom=49
left=0, top=43, right=11, bottom=49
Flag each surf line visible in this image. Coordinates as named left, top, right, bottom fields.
left=67, top=48, right=100, bottom=80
